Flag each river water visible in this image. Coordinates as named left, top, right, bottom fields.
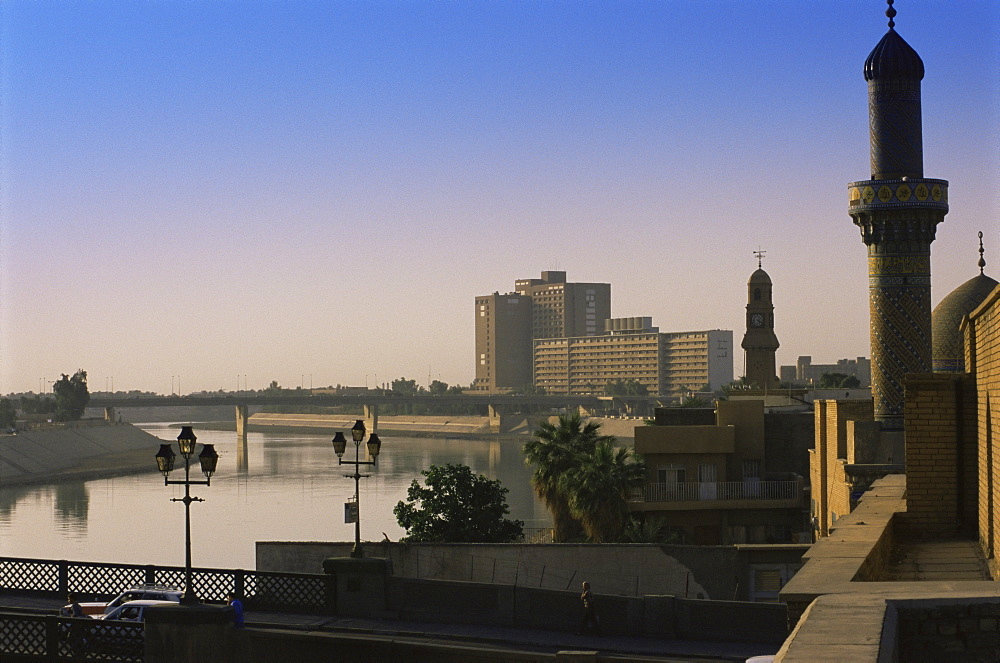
left=0, top=424, right=550, bottom=570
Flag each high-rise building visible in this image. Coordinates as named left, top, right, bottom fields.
left=532, top=317, right=733, bottom=396
left=474, top=292, right=533, bottom=393
left=474, top=271, right=611, bottom=393
left=513, top=271, right=611, bottom=340
left=847, top=8, right=948, bottom=431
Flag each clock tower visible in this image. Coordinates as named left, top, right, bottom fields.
left=741, top=251, right=780, bottom=388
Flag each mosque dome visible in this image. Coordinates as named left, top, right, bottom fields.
left=932, top=273, right=999, bottom=373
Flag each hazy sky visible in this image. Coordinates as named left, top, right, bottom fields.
left=1, top=1, right=997, bottom=395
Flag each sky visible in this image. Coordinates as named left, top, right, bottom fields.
left=1, top=0, right=997, bottom=395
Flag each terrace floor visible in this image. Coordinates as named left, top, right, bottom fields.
left=886, top=538, right=991, bottom=581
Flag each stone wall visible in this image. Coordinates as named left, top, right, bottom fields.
left=387, top=577, right=788, bottom=643
left=257, top=541, right=807, bottom=603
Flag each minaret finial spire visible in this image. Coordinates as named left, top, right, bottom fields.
left=979, top=231, right=986, bottom=275
left=886, top=0, right=896, bottom=29
left=753, top=248, right=766, bottom=270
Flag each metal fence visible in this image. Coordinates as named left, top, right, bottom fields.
left=0, top=556, right=333, bottom=615
left=633, top=480, right=800, bottom=503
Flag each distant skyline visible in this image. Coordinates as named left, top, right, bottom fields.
left=1, top=1, right=997, bottom=395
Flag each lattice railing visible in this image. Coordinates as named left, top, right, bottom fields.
left=0, top=558, right=60, bottom=594
left=0, top=612, right=144, bottom=662
left=0, top=556, right=335, bottom=615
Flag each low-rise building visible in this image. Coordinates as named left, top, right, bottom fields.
left=630, top=400, right=808, bottom=545
left=532, top=317, right=732, bottom=397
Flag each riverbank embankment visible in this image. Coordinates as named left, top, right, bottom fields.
left=192, top=412, right=640, bottom=441
left=0, top=421, right=163, bottom=486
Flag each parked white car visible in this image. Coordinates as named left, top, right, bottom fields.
left=65, top=585, right=183, bottom=617
left=100, top=599, right=177, bottom=622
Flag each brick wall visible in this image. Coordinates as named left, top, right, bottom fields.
left=966, top=285, right=1000, bottom=575
left=902, top=373, right=977, bottom=537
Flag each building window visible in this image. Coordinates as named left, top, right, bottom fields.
left=657, top=466, right=685, bottom=484
left=754, top=288, right=761, bottom=301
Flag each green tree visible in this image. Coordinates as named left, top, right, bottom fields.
left=393, top=464, right=523, bottom=542
left=622, top=516, right=683, bottom=544
left=680, top=396, right=708, bottom=408
left=560, top=439, right=646, bottom=542
left=19, top=394, right=54, bottom=415
left=603, top=379, right=648, bottom=396
left=523, top=413, right=607, bottom=542
left=391, top=377, right=420, bottom=395
left=818, top=373, right=861, bottom=389
left=53, top=370, right=89, bottom=421
left=0, top=399, right=16, bottom=429
left=428, top=380, right=449, bottom=396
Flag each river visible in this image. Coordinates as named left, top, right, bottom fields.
left=0, top=424, right=551, bottom=570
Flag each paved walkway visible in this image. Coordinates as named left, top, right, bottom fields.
left=886, top=538, right=991, bottom=581
left=0, top=593, right=777, bottom=662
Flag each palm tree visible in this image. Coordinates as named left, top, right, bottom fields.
left=560, top=439, right=647, bottom=543
left=523, top=412, right=608, bottom=542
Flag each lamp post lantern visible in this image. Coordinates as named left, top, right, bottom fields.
left=332, top=420, right=382, bottom=558
left=155, top=426, right=218, bottom=604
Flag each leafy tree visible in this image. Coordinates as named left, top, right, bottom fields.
left=523, top=413, right=609, bottom=542
left=446, top=385, right=465, bottom=395
left=391, top=377, right=420, bottom=395
left=19, top=395, right=54, bottom=415
left=560, top=439, right=646, bottom=542
left=53, top=370, right=89, bottom=421
left=818, top=373, right=862, bottom=389
left=622, top=516, right=683, bottom=544
left=393, top=464, right=523, bottom=542
left=266, top=380, right=282, bottom=393
left=0, top=399, right=16, bottom=429
left=428, top=380, right=449, bottom=396
left=603, top=379, right=648, bottom=396
left=680, top=396, right=708, bottom=408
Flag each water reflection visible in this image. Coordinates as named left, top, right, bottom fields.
left=0, top=425, right=550, bottom=570
left=54, top=482, right=89, bottom=532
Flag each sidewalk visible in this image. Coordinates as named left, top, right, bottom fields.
left=0, top=593, right=777, bottom=662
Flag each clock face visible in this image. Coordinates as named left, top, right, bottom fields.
left=750, top=313, right=764, bottom=328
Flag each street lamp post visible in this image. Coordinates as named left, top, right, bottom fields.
left=331, top=420, right=382, bottom=558
left=155, top=426, right=218, bottom=604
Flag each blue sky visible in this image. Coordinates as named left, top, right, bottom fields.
left=1, top=0, right=997, bottom=394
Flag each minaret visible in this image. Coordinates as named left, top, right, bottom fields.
left=741, top=250, right=780, bottom=388
left=848, top=0, right=948, bottom=430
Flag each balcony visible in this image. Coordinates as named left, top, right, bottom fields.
left=630, top=480, right=803, bottom=511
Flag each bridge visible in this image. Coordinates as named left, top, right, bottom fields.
left=88, top=392, right=663, bottom=451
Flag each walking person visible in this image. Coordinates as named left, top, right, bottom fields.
left=227, top=592, right=245, bottom=629
left=62, top=593, right=87, bottom=654
left=578, top=581, right=600, bottom=635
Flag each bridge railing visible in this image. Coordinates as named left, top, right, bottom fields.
left=0, top=611, right=145, bottom=662
left=0, top=556, right=334, bottom=615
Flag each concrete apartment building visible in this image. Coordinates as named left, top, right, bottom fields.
left=474, top=271, right=610, bottom=393
left=630, top=400, right=808, bottom=546
left=532, top=317, right=733, bottom=396
left=778, top=356, right=871, bottom=386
